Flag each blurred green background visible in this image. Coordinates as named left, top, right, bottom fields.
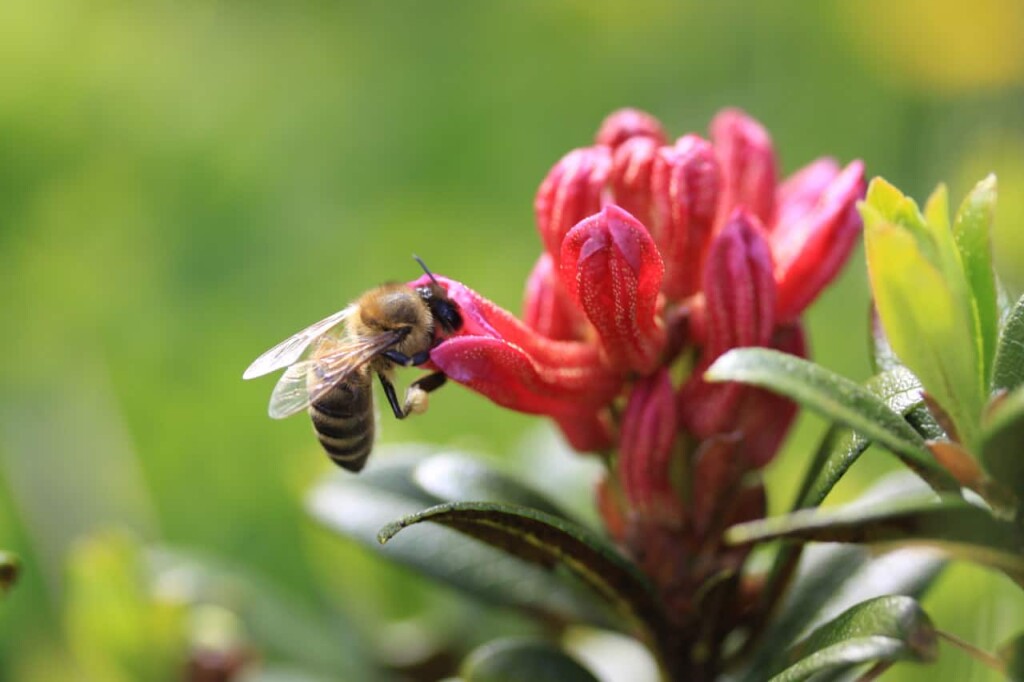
left=2, top=1, right=1024, bottom=680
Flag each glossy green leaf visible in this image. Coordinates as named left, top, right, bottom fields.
left=954, top=175, right=999, bottom=384
left=993, top=294, right=1024, bottom=393
left=768, top=595, right=937, bottom=681
left=705, top=349, right=957, bottom=492
left=980, top=385, right=1024, bottom=501
left=308, top=461, right=616, bottom=630
left=999, top=632, right=1024, bottom=681
left=0, top=551, right=19, bottom=598
left=378, top=501, right=662, bottom=642
left=727, top=495, right=1024, bottom=582
left=412, top=453, right=572, bottom=520
left=861, top=178, right=985, bottom=451
left=460, top=638, right=599, bottom=682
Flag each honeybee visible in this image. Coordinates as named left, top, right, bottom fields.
left=243, top=257, right=463, bottom=472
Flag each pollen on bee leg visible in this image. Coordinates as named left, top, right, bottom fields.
left=403, top=386, right=430, bottom=415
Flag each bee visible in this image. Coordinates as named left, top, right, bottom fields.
left=243, top=257, right=463, bottom=472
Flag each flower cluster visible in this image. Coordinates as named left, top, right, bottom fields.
left=411, top=108, right=864, bottom=608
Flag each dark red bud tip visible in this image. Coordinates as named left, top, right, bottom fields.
left=619, top=370, right=683, bottom=524
left=703, top=210, right=776, bottom=356
left=651, top=135, right=722, bottom=299
left=772, top=160, right=866, bottom=321
left=555, top=409, right=616, bottom=452
left=711, top=108, right=778, bottom=227
left=596, top=108, right=668, bottom=149
left=559, top=205, right=666, bottom=374
left=535, top=147, right=612, bottom=260
left=523, top=252, right=588, bottom=341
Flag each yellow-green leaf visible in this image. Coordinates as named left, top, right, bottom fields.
left=954, top=175, right=999, bottom=385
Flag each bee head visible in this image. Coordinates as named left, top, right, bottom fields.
left=413, top=255, right=463, bottom=334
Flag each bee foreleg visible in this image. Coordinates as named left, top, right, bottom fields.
left=381, top=349, right=431, bottom=367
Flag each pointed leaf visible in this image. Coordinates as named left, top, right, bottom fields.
left=0, top=551, right=19, bottom=598
left=727, top=495, right=1024, bottom=582
left=461, top=638, right=599, bottom=682
left=705, top=349, right=957, bottom=492
left=954, top=176, right=999, bottom=384
left=861, top=181, right=985, bottom=451
left=993, top=294, right=1024, bottom=393
left=378, top=501, right=663, bottom=643
left=768, top=595, right=937, bottom=681
left=980, top=385, right=1024, bottom=501
left=412, top=453, right=572, bottom=521
left=308, top=460, right=615, bottom=630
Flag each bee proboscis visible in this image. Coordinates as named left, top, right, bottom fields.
left=243, top=257, right=463, bottom=472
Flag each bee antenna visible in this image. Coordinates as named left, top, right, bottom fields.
left=412, top=254, right=441, bottom=286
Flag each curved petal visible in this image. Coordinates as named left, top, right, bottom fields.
left=772, top=160, right=865, bottom=321
left=535, top=146, right=612, bottom=260
left=595, top=107, right=668, bottom=149
left=522, top=252, right=588, bottom=341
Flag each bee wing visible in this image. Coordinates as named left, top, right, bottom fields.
left=243, top=305, right=356, bottom=380
left=266, top=330, right=403, bottom=419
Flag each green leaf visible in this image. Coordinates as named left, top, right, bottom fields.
left=953, top=175, right=999, bottom=385
left=980, top=385, right=1024, bottom=501
left=727, top=495, right=1024, bottom=582
left=993, top=294, right=1024, bottom=393
left=307, top=460, right=616, bottom=630
left=869, top=305, right=903, bottom=375
left=861, top=178, right=985, bottom=451
left=377, top=501, right=662, bottom=643
left=412, top=453, right=572, bottom=520
left=768, top=595, right=937, bottom=681
left=460, top=638, right=599, bottom=682
left=705, top=349, right=957, bottom=492
left=999, top=632, right=1024, bottom=681
left=0, top=551, right=19, bottom=598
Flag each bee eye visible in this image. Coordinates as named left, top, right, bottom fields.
left=436, top=301, right=462, bottom=332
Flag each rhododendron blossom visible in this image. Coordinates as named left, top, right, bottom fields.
left=408, top=107, right=864, bottom=608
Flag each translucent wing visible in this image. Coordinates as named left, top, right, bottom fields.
left=243, top=305, right=356, bottom=380
left=266, top=331, right=403, bottom=419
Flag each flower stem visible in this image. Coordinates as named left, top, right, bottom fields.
left=936, top=629, right=1005, bottom=673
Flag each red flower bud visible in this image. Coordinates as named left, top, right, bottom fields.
left=690, top=434, right=741, bottom=538
left=731, top=323, right=807, bottom=467
left=771, top=160, right=865, bottom=321
left=559, top=205, right=667, bottom=374
left=535, top=147, right=612, bottom=259
left=595, top=108, right=668, bottom=149
left=619, top=370, right=683, bottom=524
left=523, top=252, right=588, bottom=341
left=412, top=276, right=623, bottom=416
left=678, top=211, right=775, bottom=437
left=711, top=108, right=778, bottom=228
left=609, top=136, right=660, bottom=230
left=650, top=135, right=721, bottom=299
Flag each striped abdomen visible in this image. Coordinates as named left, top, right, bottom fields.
left=309, top=372, right=374, bottom=472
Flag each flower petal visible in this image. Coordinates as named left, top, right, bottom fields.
left=650, top=135, right=721, bottom=299
left=711, top=108, right=778, bottom=227
left=409, top=275, right=624, bottom=415
left=554, top=409, right=616, bottom=452
left=522, top=252, right=588, bottom=341
left=772, top=160, right=865, bottom=321
left=535, top=146, right=612, bottom=260
left=595, top=108, right=668, bottom=149
left=559, top=205, right=667, bottom=374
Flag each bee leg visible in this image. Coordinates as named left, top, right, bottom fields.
left=377, top=372, right=407, bottom=420
left=381, top=350, right=432, bottom=367
left=402, top=372, right=447, bottom=416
